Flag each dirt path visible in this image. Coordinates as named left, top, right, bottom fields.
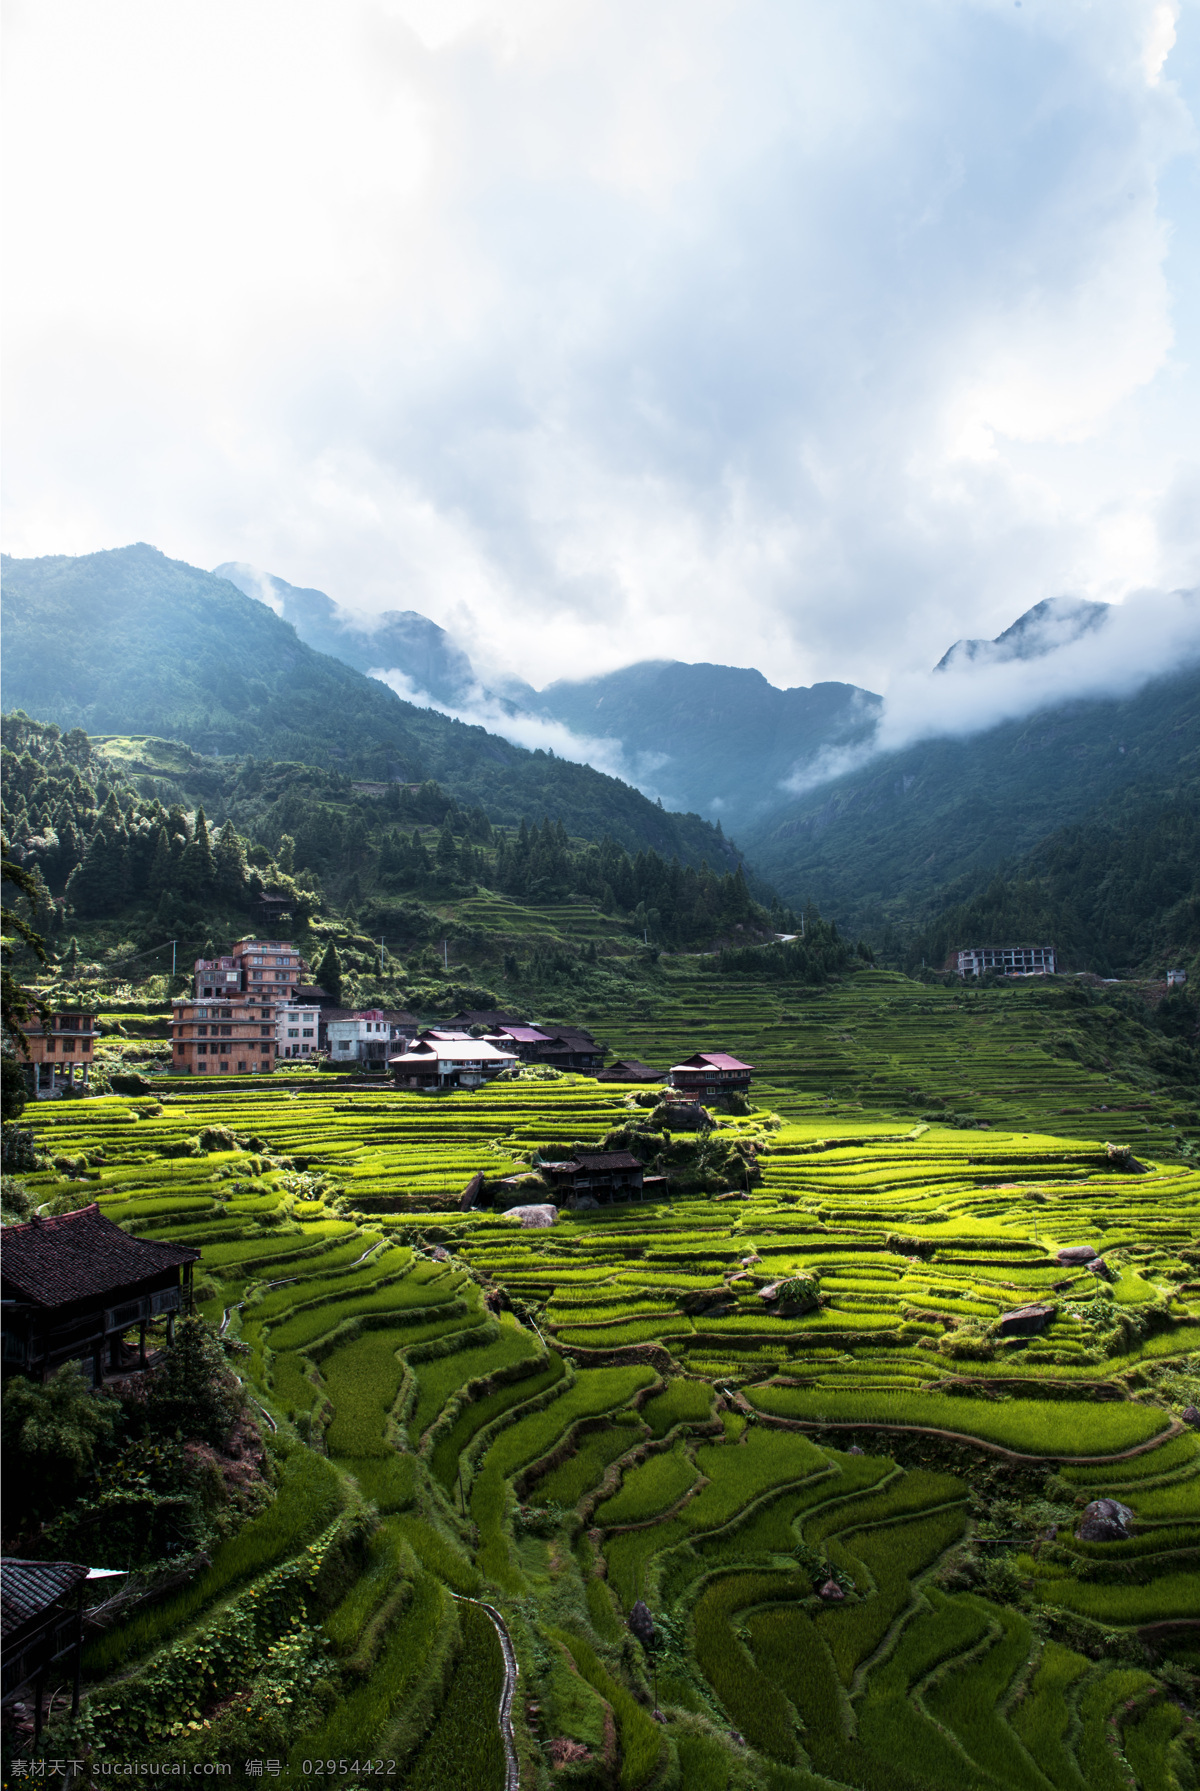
left=453, top=1594, right=519, bottom=1791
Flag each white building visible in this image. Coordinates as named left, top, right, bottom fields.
left=276, top=1001, right=322, bottom=1058
left=388, top=1035, right=517, bottom=1089
left=954, top=945, right=1057, bottom=977
left=326, top=1007, right=418, bottom=1066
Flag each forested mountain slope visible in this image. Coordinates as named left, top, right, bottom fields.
left=0, top=546, right=738, bottom=866
left=740, top=667, right=1200, bottom=934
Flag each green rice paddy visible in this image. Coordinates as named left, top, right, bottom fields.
left=19, top=961, right=1199, bottom=1787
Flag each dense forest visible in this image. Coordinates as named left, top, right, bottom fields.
left=908, top=793, right=1200, bottom=980
left=742, top=663, right=1200, bottom=950
left=0, top=545, right=742, bottom=868
left=0, top=715, right=791, bottom=991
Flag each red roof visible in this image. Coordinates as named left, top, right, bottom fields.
left=1, top=1204, right=199, bottom=1308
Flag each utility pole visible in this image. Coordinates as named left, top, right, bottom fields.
left=443, top=939, right=449, bottom=971
left=171, top=939, right=177, bottom=979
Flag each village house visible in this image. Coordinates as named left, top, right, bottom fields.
left=593, top=1057, right=664, bottom=1084
left=17, top=1010, right=96, bottom=1099
left=539, top=1151, right=667, bottom=1206
left=1, top=1202, right=198, bottom=1384
left=389, top=1034, right=517, bottom=1090
left=326, top=1007, right=419, bottom=1066
left=171, top=937, right=314, bottom=1073
left=953, top=944, right=1057, bottom=977
left=1, top=1556, right=95, bottom=1738
left=668, top=1051, right=754, bottom=1098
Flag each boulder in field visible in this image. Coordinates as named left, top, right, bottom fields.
left=997, top=1303, right=1054, bottom=1337
left=1182, top=1406, right=1200, bottom=1428
left=459, top=1170, right=486, bottom=1211
left=628, top=1600, right=656, bottom=1646
left=504, top=1203, right=558, bottom=1227
left=1076, top=1498, right=1134, bottom=1542
left=818, top=1579, right=845, bottom=1601
left=1056, top=1245, right=1098, bottom=1265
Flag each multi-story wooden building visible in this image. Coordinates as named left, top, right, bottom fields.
left=171, top=937, right=311, bottom=1074
left=389, top=1035, right=517, bottom=1089
left=17, top=1011, right=97, bottom=1098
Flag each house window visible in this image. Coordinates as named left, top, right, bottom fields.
left=252, top=971, right=263, bottom=981
left=288, top=1028, right=299, bottom=1038
left=44, top=1038, right=56, bottom=1053
left=219, top=1044, right=230, bottom=1055
left=197, top=1025, right=208, bottom=1037
left=339, top=1041, right=351, bottom=1051
left=220, top=1025, right=232, bottom=1037
left=302, top=1028, right=313, bottom=1038
left=261, top=1026, right=272, bottom=1037
left=198, top=1043, right=208, bottom=1055
left=220, top=1008, right=232, bottom=1019
left=238, top=1061, right=247, bottom=1072
left=81, top=1038, right=91, bottom=1053
left=203, top=986, right=214, bottom=996
left=177, top=1044, right=185, bottom=1056
left=261, top=1059, right=271, bottom=1071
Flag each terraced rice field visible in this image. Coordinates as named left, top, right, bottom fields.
left=18, top=965, right=1199, bottom=1788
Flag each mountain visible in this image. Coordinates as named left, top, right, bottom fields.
left=934, top=596, right=1109, bottom=672
left=523, top=660, right=880, bottom=824
left=213, top=563, right=477, bottom=706
left=0, top=545, right=741, bottom=868
left=739, top=666, right=1200, bottom=934
left=907, top=791, right=1200, bottom=979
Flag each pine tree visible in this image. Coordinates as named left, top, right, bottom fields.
left=214, top=820, right=247, bottom=898
left=315, top=941, right=342, bottom=1004
left=149, top=826, right=173, bottom=897
left=276, top=834, right=296, bottom=875
left=180, top=807, right=216, bottom=899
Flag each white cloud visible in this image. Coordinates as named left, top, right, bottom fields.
left=2, top=0, right=1197, bottom=701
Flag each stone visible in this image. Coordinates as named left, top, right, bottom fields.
left=504, top=1203, right=558, bottom=1227
left=1076, top=1498, right=1134, bottom=1543
left=818, top=1579, right=845, bottom=1601
left=1055, top=1245, right=1098, bottom=1265
left=997, top=1303, right=1054, bottom=1337
left=458, top=1170, right=485, bottom=1211
left=431, top=1245, right=450, bottom=1261
left=628, top=1600, right=656, bottom=1646
left=846, top=1445, right=864, bottom=1456
left=1182, top=1406, right=1200, bottom=1428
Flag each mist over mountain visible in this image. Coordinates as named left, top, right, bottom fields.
left=934, top=596, right=1112, bottom=673
left=214, top=562, right=477, bottom=707
left=0, top=545, right=742, bottom=868
left=741, top=665, right=1200, bottom=933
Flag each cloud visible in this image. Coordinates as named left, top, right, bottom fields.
left=780, top=583, right=1200, bottom=793
left=2, top=0, right=1197, bottom=699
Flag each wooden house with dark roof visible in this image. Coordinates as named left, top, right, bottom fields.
left=594, top=1058, right=664, bottom=1084
left=540, top=1151, right=665, bottom=1206
left=1, top=1204, right=199, bottom=1384
left=1, top=1558, right=94, bottom=1735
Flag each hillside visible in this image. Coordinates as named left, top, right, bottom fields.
left=214, top=562, right=476, bottom=705
left=523, top=659, right=880, bottom=823
left=0, top=546, right=740, bottom=867
left=740, top=667, right=1200, bottom=937
left=908, top=793, right=1200, bottom=980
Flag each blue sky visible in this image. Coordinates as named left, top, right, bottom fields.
left=3, top=0, right=1198, bottom=701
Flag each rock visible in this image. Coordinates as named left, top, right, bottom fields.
left=1076, top=1498, right=1134, bottom=1543
left=504, top=1203, right=558, bottom=1227
left=997, top=1303, right=1054, bottom=1337
left=628, top=1600, right=656, bottom=1646
left=741, top=1254, right=762, bottom=1265
left=818, top=1579, right=845, bottom=1601
left=431, top=1245, right=450, bottom=1261
left=846, top=1445, right=864, bottom=1456
left=1085, top=1257, right=1112, bottom=1278
left=1105, top=1142, right=1148, bottom=1173
left=756, top=1282, right=781, bottom=1303
left=1056, top=1245, right=1098, bottom=1265
left=459, top=1170, right=485, bottom=1211
left=1182, top=1406, right=1200, bottom=1428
